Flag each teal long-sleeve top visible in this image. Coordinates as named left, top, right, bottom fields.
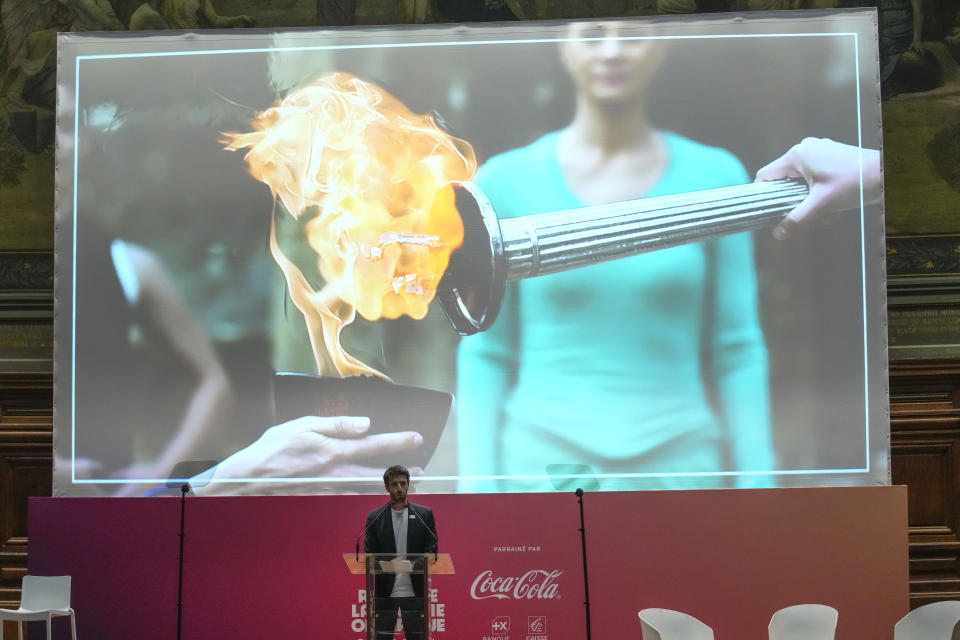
left=455, top=131, right=774, bottom=492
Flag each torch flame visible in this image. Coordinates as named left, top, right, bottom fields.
left=224, top=72, right=476, bottom=377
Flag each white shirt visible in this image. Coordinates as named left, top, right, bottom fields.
left=390, top=507, right=415, bottom=598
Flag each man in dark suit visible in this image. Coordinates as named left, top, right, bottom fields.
left=364, top=465, right=438, bottom=639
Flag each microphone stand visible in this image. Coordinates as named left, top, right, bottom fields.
left=356, top=504, right=391, bottom=561
left=576, top=488, right=592, bottom=640
left=163, top=459, right=217, bottom=640
left=409, top=504, right=440, bottom=563
left=177, top=482, right=188, bottom=640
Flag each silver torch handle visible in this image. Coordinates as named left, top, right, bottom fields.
left=437, top=178, right=808, bottom=336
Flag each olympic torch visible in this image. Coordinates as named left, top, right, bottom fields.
left=437, top=178, right=808, bottom=335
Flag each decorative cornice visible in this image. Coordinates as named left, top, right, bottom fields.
left=0, top=241, right=958, bottom=280
left=887, top=235, right=960, bottom=278
left=0, top=241, right=959, bottom=305
left=0, top=252, right=53, bottom=292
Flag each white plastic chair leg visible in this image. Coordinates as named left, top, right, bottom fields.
left=46, top=615, right=52, bottom=640
left=70, top=613, right=78, bottom=640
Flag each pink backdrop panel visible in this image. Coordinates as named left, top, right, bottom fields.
left=29, top=486, right=906, bottom=640
left=29, top=497, right=180, bottom=639
left=586, top=486, right=909, bottom=640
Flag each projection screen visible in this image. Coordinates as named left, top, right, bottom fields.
left=54, top=10, right=888, bottom=496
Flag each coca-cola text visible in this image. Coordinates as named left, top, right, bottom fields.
left=470, top=569, right=562, bottom=600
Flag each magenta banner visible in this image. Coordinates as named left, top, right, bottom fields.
left=30, top=487, right=906, bottom=639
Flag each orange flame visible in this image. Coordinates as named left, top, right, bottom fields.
left=224, top=73, right=476, bottom=377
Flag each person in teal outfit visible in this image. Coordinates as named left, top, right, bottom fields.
left=456, top=21, right=775, bottom=492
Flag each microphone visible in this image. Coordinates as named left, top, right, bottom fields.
left=356, top=503, right=391, bottom=561
left=409, top=504, right=439, bottom=562
left=576, top=488, right=584, bottom=497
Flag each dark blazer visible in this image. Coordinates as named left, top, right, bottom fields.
left=363, top=502, right=438, bottom=598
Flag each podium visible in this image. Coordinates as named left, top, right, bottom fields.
left=344, top=553, right=455, bottom=639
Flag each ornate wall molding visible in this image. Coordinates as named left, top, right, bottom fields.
left=0, top=251, right=53, bottom=375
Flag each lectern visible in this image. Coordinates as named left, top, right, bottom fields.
left=343, top=553, right=455, bottom=639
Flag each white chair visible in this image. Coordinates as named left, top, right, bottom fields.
left=895, top=601, right=960, bottom=640
left=768, top=604, right=838, bottom=640
left=0, top=575, right=77, bottom=640
left=638, top=608, right=714, bottom=640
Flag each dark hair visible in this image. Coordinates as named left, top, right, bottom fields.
left=383, top=465, right=410, bottom=485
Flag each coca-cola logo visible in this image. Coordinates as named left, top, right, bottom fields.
left=470, top=569, right=563, bottom=600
